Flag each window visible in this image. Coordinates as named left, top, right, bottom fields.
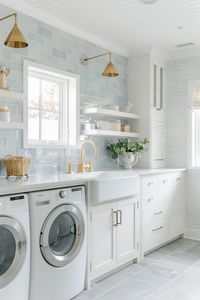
left=24, top=61, right=79, bottom=147
left=188, top=81, right=200, bottom=167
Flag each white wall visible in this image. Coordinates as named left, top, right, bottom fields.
left=166, top=56, right=200, bottom=240
left=0, top=4, right=128, bottom=176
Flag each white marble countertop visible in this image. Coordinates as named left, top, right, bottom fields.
left=0, top=168, right=186, bottom=196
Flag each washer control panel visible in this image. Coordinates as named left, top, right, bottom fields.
left=31, top=186, right=85, bottom=206
left=57, top=186, right=85, bottom=203
left=59, top=190, right=67, bottom=198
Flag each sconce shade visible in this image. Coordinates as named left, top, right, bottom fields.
left=4, top=24, right=28, bottom=48
left=102, top=61, right=119, bottom=77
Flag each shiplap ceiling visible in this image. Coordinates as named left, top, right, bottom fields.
left=2, top=0, right=200, bottom=57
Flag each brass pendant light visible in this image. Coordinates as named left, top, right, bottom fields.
left=102, top=53, right=119, bottom=77
left=80, top=51, right=119, bottom=77
left=0, top=13, right=28, bottom=48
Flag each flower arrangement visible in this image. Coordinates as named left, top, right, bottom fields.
left=107, top=138, right=149, bottom=159
left=106, top=138, right=149, bottom=168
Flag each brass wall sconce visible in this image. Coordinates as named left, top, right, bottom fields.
left=80, top=51, right=119, bottom=77
left=0, top=13, right=28, bottom=48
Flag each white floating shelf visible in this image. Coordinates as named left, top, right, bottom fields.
left=0, top=89, right=24, bottom=101
left=0, top=122, right=25, bottom=129
left=82, top=107, right=139, bottom=120
left=82, top=129, right=139, bottom=138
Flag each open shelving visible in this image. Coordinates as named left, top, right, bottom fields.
left=81, top=106, right=140, bottom=138
left=81, top=107, right=139, bottom=120
left=0, top=90, right=25, bottom=130
left=81, top=129, right=139, bottom=138
left=0, top=121, right=25, bottom=129
left=0, top=89, right=24, bottom=101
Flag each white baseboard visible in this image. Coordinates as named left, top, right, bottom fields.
left=184, top=227, right=200, bottom=241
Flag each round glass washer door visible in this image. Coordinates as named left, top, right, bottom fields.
left=0, top=217, right=27, bottom=289
left=40, top=204, right=85, bottom=267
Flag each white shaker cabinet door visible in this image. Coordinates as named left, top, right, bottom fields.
left=170, top=173, right=185, bottom=214
left=116, top=197, right=139, bottom=263
left=90, top=203, right=117, bottom=279
left=157, top=173, right=172, bottom=202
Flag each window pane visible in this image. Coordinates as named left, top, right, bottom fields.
left=28, top=109, right=39, bottom=141
left=28, top=77, right=40, bottom=108
left=42, top=80, right=59, bottom=112
left=41, top=112, right=59, bottom=141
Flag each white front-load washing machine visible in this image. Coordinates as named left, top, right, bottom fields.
left=29, top=186, right=87, bottom=300
left=0, top=194, right=30, bottom=300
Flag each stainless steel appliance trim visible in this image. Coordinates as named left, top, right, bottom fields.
left=0, top=216, right=27, bottom=289
left=40, top=204, right=85, bottom=268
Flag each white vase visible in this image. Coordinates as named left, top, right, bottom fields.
left=118, top=152, right=138, bottom=169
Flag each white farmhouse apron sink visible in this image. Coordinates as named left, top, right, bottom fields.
left=90, top=171, right=139, bottom=204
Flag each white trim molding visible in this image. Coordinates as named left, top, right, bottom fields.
left=185, top=227, right=200, bottom=241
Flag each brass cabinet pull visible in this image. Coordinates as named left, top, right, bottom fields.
left=117, top=210, right=122, bottom=225
left=113, top=211, right=118, bottom=227
left=152, top=226, right=163, bottom=232
left=154, top=211, right=163, bottom=215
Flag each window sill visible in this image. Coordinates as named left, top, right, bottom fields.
left=24, top=143, right=77, bottom=149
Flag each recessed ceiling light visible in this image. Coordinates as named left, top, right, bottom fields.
left=140, top=0, right=158, bottom=4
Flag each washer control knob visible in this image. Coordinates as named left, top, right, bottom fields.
left=59, top=191, right=66, bottom=198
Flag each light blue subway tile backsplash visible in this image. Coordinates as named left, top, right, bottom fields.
left=0, top=3, right=127, bottom=176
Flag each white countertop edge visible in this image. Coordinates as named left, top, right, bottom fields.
left=0, top=168, right=186, bottom=196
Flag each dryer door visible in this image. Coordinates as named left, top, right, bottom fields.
left=40, top=204, right=85, bottom=267
left=0, top=217, right=26, bottom=289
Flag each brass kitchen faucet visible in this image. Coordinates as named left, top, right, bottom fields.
left=78, top=140, right=98, bottom=173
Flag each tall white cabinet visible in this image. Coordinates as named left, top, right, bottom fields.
left=128, top=49, right=166, bottom=168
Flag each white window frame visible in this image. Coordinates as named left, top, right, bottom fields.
left=23, top=60, right=80, bottom=148
left=188, top=80, right=200, bottom=169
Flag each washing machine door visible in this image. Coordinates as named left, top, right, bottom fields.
left=0, top=216, right=26, bottom=289
left=40, top=204, right=85, bottom=267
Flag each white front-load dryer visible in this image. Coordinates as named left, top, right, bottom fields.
left=29, top=186, right=87, bottom=300
left=0, top=194, right=30, bottom=300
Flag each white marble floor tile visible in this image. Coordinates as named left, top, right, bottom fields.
left=74, top=238, right=200, bottom=300
left=143, top=248, right=169, bottom=263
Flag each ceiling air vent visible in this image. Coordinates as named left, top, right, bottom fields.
left=176, top=42, right=195, bottom=48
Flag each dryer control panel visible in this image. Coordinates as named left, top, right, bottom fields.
left=0, top=194, right=28, bottom=211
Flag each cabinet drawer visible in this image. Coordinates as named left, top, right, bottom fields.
left=141, top=176, right=157, bottom=194
left=142, top=196, right=169, bottom=224
left=169, top=213, right=184, bottom=240
left=143, top=219, right=168, bottom=252
left=157, top=173, right=172, bottom=201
